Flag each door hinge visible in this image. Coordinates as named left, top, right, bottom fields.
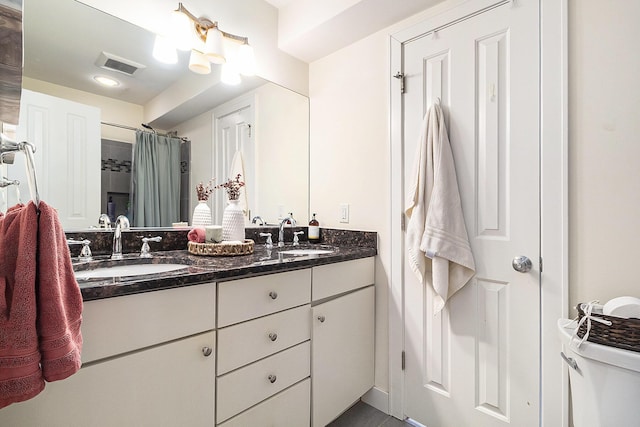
left=401, top=213, right=406, bottom=231
left=401, top=351, right=405, bottom=370
left=393, top=72, right=405, bottom=94
left=539, top=256, right=543, bottom=273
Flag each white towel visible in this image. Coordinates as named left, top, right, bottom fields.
left=405, top=101, right=476, bottom=313
left=229, top=151, right=249, bottom=218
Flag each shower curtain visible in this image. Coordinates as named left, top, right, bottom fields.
left=131, top=130, right=181, bottom=227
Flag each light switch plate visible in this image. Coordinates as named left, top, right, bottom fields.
left=339, top=203, right=349, bottom=223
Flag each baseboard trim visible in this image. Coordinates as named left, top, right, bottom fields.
left=362, top=387, right=389, bottom=414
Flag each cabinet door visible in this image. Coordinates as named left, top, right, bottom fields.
left=0, top=331, right=216, bottom=427
left=312, top=286, right=375, bottom=427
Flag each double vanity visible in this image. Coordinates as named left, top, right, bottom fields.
left=0, top=228, right=377, bottom=427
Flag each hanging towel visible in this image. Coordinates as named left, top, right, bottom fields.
left=0, top=202, right=43, bottom=408
left=36, top=201, right=83, bottom=381
left=405, top=102, right=476, bottom=313
left=0, top=201, right=83, bottom=409
left=229, top=151, right=249, bottom=218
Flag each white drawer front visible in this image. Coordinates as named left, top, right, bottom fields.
left=216, top=341, right=311, bottom=423
left=218, top=378, right=310, bottom=427
left=218, top=269, right=311, bottom=327
left=217, top=305, right=311, bottom=374
left=82, top=282, right=216, bottom=364
left=312, top=257, right=375, bottom=301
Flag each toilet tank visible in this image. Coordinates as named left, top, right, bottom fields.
left=558, top=319, right=640, bottom=427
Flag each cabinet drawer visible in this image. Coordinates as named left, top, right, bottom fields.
left=312, top=257, right=375, bottom=301
left=82, top=282, right=216, bottom=363
left=218, top=269, right=311, bottom=327
left=218, top=305, right=311, bottom=374
left=216, top=341, right=311, bottom=423
left=218, top=379, right=310, bottom=427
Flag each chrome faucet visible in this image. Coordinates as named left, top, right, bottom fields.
left=278, top=215, right=296, bottom=247
left=111, top=215, right=130, bottom=260
left=251, top=216, right=266, bottom=226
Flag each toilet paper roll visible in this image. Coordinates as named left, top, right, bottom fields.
left=603, top=296, right=640, bottom=319
left=205, top=225, right=223, bottom=243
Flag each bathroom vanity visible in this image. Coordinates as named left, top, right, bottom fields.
left=0, top=234, right=376, bottom=427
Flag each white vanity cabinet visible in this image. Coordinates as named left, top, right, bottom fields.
left=216, top=269, right=312, bottom=426
left=311, top=257, right=376, bottom=427
left=0, top=283, right=217, bottom=427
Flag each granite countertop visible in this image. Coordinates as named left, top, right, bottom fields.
left=75, top=243, right=377, bottom=301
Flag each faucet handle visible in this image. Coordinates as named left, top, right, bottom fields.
left=259, top=232, right=273, bottom=249
left=98, top=214, right=111, bottom=229
left=67, top=239, right=93, bottom=262
left=293, top=231, right=304, bottom=246
left=140, top=236, right=162, bottom=258
left=79, top=240, right=93, bottom=262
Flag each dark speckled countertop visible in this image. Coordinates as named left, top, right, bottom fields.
left=72, top=228, right=377, bottom=301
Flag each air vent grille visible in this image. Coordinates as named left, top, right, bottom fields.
left=95, top=52, right=146, bottom=76
left=103, top=58, right=139, bottom=75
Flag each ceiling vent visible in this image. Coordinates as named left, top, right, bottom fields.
left=95, top=52, right=146, bottom=76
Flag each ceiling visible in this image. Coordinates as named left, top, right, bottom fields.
left=23, top=0, right=189, bottom=105
left=23, top=0, right=444, bottom=116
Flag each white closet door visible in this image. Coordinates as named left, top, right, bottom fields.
left=12, top=89, right=100, bottom=229
left=212, top=95, right=255, bottom=223
left=400, top=1, right=540, bottom=426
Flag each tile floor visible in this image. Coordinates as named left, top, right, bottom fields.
left=328, top=401, right=412, bottom=427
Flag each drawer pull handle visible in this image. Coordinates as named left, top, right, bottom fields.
left=317, top=315, right=326, bottom=323
left=269, top=333, right=278, bottom=342
left=202, top=346, right=213, bottom=357
left=268, top=374, right=277, bottom=384
left=269, top=291, right=278, bottom=300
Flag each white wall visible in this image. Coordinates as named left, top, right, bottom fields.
left=22, top=77, right=143, bottom=144
left=309, top=26, right=392, bottom=394
left=254, top=83, right=309, bottom=224
left=175, top=82, right=309, bottom=225
left=568, top=0, right=640, bottom=311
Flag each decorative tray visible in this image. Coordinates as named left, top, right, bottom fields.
left=187, top=239, right=255, bottom=256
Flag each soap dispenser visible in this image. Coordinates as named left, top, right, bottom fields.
left=308, top=213, right=320, bottom=243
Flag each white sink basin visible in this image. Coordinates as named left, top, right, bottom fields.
left=279, top=249, right=334, bottom=256
left=75, top=264, right=188, bottom=279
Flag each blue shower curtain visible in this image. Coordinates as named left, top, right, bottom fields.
left=131, top=130, right=181, bottom=227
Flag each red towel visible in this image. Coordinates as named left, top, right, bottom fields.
left=37, top=201, right=83, bottom=382
left=0, top=202, right=43, bottom=408
left=0, top=201, right=83, bottom=408
left=188, top=227, right=206, bottom=243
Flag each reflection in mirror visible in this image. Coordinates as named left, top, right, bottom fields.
left=11, top=0, right=309, bottom=230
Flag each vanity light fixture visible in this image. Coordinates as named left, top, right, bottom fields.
left=93, top=75, right=120, bottom=87
left=152, top=2, right=256, bottom=82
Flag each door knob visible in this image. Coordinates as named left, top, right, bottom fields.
left=512, top=256, right=533, bottom=273
left=202, top=346, right=213, bottom=357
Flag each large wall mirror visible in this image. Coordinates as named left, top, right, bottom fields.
left=9, top=0, right=309, bottom=230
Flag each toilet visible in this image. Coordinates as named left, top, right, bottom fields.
left=557, top=319, right=640, bottom=427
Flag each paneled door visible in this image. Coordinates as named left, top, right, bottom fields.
left=401, top=1, right=540, bottom=426
left=11, top=89, right=100, bottom=229
left=213, top=96, right=255, bottom=223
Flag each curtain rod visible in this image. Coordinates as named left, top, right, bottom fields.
left=101, top=121, right=190, bottom=141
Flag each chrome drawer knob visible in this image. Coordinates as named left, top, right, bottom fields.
left=269, top=291, right=278, bottom=300
left=317, top=315, right=326, bottom=323
left=268, top=333, right=278, bottom=342
left=202, top=346, right=212, bottom=357
left=268, top=374, right=277, bottom=384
